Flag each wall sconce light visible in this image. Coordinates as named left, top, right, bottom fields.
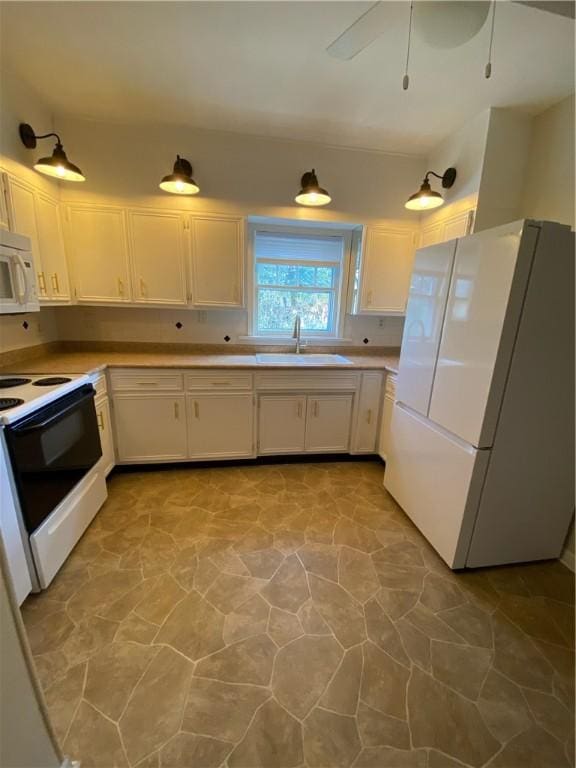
left=159, top=155, right=200, bottom=195
left=405, top=167, right=457, bottom=211
left=295, top=169, right=332, bottom=207
left=19, top=123, right=85, bottom=182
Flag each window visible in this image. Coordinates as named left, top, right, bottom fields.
left=252, top=228, right=349, bottom=336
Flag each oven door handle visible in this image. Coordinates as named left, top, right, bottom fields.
left=12, top=388, right=95, bottom=433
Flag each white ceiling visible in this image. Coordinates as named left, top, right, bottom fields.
left=1, top=1, right=573, bottom=155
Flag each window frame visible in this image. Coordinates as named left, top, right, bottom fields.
left=248, top=223, right=354, bottom=340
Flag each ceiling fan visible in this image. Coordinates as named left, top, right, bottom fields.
left=326, top=0, right=575, bottom=62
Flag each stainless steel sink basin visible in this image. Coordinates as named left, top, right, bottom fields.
left=256, top=353, right=353, bottom=366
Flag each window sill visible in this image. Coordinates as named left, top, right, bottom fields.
left=238, top=335, right=353, bottom=346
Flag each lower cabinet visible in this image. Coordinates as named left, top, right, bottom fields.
left=258, top=395, right=306, bottom=454
left=258, top=393, right=353, bottom=455
left=188, top=393, right=254, bottom=459
left=352, top=372, right=384, bottom=453
left=378, top=374, right=397, bottom=462
left=114, top=394, right=187, bottom=462
left=95, top=394, right=115, bottom=475
left=305, top=395, right=353, bottom=452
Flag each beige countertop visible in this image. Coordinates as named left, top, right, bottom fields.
left=1, top=350, right=400, bottom=376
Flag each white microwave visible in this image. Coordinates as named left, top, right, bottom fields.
left=0, top=230, right=39, bottom=314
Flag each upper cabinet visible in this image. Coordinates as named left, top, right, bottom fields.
left=4, top=174, right=71, bottom=304
left=65, top=205, right=131, bottom=303
left=127, top=210, right=188, bottom=306
left=420, top=208, right=475, bottom=248
left=190, top=215, right=244, bottom=308
left=35, top=194, right=71, bottom=302
left=356, top=227, right=417, bottom=314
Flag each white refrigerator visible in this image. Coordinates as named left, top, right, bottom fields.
left=385, top=219, right=574, bottom=569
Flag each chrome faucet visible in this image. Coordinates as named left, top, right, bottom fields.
left=292, top=314, right=303, bottom=354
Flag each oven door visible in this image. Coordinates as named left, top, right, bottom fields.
left=5, top=385, right=102, bottom=534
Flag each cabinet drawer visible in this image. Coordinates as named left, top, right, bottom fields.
left=255, top=371, right=360, bottom=392
left=110, top=369, right=183, bottom=392
left=385, top=374, right=397, bottom=399
left=185, top=371, right=253, bottom=391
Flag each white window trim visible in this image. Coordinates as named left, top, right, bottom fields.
left=246, top=222, right=355, bottom=341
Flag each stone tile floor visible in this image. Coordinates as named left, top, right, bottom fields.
left=21, top=461, right=575, bottom=768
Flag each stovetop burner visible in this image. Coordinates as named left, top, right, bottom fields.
left=0, top=398, right=25, bottom=411
left=0, top=377, right=32, bottom=388
left=32, top=377, right=73, bottom=387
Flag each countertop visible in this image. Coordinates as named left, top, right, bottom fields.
left=1, top=350, right=400, bottom=376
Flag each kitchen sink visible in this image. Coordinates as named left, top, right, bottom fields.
left=256, top=353, right=353, bottom=365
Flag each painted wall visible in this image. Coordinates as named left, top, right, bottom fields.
left=522, top=94, right=575, bottom=229
left=54, top=114, right=426, bottom=226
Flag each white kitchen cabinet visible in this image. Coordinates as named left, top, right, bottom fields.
left=114, top=394, right=187, bottom=462
left=4, top=176, right=43, bottom=293
left=379, top=373, right=397, bottom=461
left=352, top=372, right=384, bottom=453
left=419, top=222, right=443, bottom=248
left=127, top=210, right=187, bottom=306
left=95, top=394, right=115, bottom=475
left=188, top=393, right=254, bottom=459
left=358, top=227, right=416, bottom=314
left=190, top=215, right=244, bottom=308
left=0, top=173, right=10, bottom=231
left=443, top=210, right=474, bottom=241
left=305, top=394, right=353, bottom=452
left=35, top=193, right=71, bottom=302
left=258, top=395, right=306, bottom=454
left=65, top=205, right=131, bottom=303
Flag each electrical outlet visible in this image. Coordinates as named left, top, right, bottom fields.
left=197, top=311, right=207, bottom=324
left=378, top=318, right=385, bottom=328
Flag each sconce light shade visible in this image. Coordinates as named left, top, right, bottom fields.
left=295, top=169, right=331, bottom=207
left=19, top=123, right=85, bottom=182
left=405, top=167, right=456, bottom=211
left=159, top=155, right=199, bottom=195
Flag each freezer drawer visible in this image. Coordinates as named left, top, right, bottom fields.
left=384, top=403, right=489, bottom=568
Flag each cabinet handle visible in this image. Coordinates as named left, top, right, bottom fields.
left=174, top=402, right=179, bottom=419
left=140, top=277, right=147, bottom=297
left=367, top=290, right=373, bottom=306
left=37, top=272, right=47, bottom=295
left=194, top=401, right=200, bottom=418
left=137, top=381, right=158, bottom=386
left=211, top=381, right=231, bottom=386
left=366, top=408, right=372, bottom=425
left=117, top=278, right=124, bottom=296
left=297, top=401, right=303, bottom=418
left=51, top=273, right=60, bottom=294
left=97, top=411, right=104, bottom=430
left=313, top=401, right=319, bottom=418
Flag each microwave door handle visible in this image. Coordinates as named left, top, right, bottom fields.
left=13, top=255, right=29, bottom=305
left=13, top=389, right=94, bottom=433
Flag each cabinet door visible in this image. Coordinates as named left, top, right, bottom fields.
left=443, top=210, right=474, bottom=241
left=359, top=228, right=416, bottom=313
left=128, top=210, right=187, bottom=305
left=420, top=223, right=443, bottom=248
left=35, top=193, right=71, bottom=301
left=352, top=372, right=383, bottom=453
left=378, top=394, right=395, bottom=461
left=66, top=206, right=131, bottom=302
left=305, top=394, right=353, bottom=452
left=113, top=394, right=187, bottom=462
left=5, top=177, right=44, bottom=295
left=190, top=216, right=244, bottom=308
left=258, top=395, right=306, bottom=454
left=95, top=395, right=115, bottom=475
left=188, top=393, right=254, bottom=459
left=0, top=173, right=10, bottom=231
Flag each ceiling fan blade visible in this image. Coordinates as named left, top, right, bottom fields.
left=514, top=1, right=575, bottom=18
left=326, top=1, right=389, bottom=61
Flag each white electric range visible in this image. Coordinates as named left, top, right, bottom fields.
left=0, top=373, right=108, bottom=600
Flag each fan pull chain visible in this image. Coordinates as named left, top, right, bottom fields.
left=403, top=0, right=414, bottom=90
left=485, top=0, right=497, bottom=79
